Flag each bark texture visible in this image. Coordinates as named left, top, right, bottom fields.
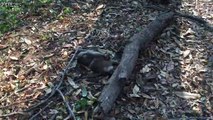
left=97, top=12, right=175, bottom=115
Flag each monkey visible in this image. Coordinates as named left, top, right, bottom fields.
left=77, top=50, right=114, bottom=75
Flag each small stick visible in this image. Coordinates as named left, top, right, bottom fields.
left=0, top=111, right=28, bottom=118
left=24, top=79, right=63, bottom=112
left=25, top=47, right=80, bottom=116
left=29, top=101, right=53, bottom=120
left=56, top=89, right=76, bottom=120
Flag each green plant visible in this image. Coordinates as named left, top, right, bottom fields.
left=75, top=98, right=89, bottom=111
left=0, top=0, right=55, bottom=35
left=0, top=1, right=22, bottom=34
left=63, top=7, right=72, bottom=15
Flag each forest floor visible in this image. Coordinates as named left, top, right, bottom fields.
left=0, top=0, right=212, bottom=119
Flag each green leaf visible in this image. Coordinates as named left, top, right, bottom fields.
left=63, top=7, right=72, bottom=15
left=75, top=98, right=88, bottom=111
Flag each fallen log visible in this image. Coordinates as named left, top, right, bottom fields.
left=95, top=12, right=175, bottom=115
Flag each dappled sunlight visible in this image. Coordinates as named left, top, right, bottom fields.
left=0, top=1, right=106, bottom=119
left=0, top=0, right=212, bottom=119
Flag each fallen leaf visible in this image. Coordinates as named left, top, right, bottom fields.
left=183, top=50, right=191, bottom=58
left=44, top=87, right=52, bottom=95
left=75, top=98, right=89, bottom=111
left=175, top=91, right=201, bottom=99
left=141, top=92, right=153, bottom=99
left=183, top=28, right=195, bottom=37
left=82, top=86, right=88, bottom=97
left=84, top=111, right=88, bottom=120
left=62, top=51, right=68, bottom=58
left=0, top=44, right=8, bottom=50
left=96, top=4, right=105, bottom=10
left=42, top=64, right=48, bottom=70
left=49, top=109, right=59, bottom=114
left=0, top=110, right=2, bottom=116
left=130, top=85, right=140, bottom=97
left=25, top=39, right=32, bottom=45
left=74, top=89, right=81, bottom=96
left=18, top=75, right=25, bottom=80
left=63, top=44, right=73, bottom=48
left=22, top=37, right=32, bottom=45
left=159, top=70, right=169, bottom=78
left=43, top=53, right=54, bottom=59
left=166, top=61, right=174, bottom=71
left=47, top=82, right=54, bottom=88
left=140, top=64, right=152, bottom=73
left=3, top=70, right=13, bottom=76
left=10, top=56, right=19, bottom=60
left=10, top=83, right=16, bottom=90
left=67, top=77, right=79, bottom=89
left=87, top=91, right=96, bottom=100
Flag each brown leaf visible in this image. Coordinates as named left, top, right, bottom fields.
left=62, top=51, right=68, bottom=58
left=0, top=44, right=8, bottom=50
left=42, top=64, right=48, bottom=70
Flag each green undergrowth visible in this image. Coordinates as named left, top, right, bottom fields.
left=0, top=0, right=73, bottom=35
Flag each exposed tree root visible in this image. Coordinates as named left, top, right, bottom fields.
left=95, top=12, right=176, bottom=116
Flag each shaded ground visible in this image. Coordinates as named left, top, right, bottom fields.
left=0, top=0, right=212, bottom=119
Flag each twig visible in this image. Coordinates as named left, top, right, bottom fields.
left=26, top=47, right=80, bottom=118
left=0, top=47, right=80, bottom=119
left=24, top=79, right=63, bottom=112
left=66, top=47, right=81, bottom=70
left=0, top=111, right=28, bottom=118
left=56, top=89, right=76, bottom=120
left=29, top=101, right=53, bottom=120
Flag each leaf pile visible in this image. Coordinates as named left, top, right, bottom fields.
left=0, top=0, right=212, bottom=119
